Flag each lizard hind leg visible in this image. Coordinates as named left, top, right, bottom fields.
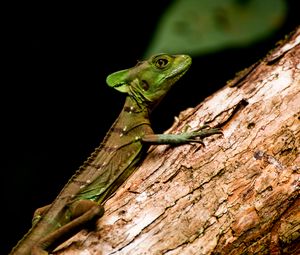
left=69, top=199, right=103, bottom=219
left=32, top=200, right=104, bottom=255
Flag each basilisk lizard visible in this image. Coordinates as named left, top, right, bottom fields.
left=10, top=54, right=221, bottom=255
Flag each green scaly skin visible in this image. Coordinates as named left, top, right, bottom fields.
left=9, top=54, right=221, bottom=255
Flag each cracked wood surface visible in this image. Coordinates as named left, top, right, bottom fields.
left=56, top=28, right=300, bottom=255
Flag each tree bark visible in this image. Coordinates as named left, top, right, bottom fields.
left=57, top=27, right=300, bottom=255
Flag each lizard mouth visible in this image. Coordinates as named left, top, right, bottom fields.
left=166, top=66, right=189, bottom=82
left=167, top=57, right=192, bottom=79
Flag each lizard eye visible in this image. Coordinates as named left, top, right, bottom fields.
left=154, top=57, right=169, bottom=69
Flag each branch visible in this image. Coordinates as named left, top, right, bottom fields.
left=57, top=27, right=300, bottom=255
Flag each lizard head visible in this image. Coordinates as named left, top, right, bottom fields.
left=106, top=54, right=192, bottom=110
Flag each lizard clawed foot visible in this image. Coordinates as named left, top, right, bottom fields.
left=182, top=124, right=210, bottom=133
left=32, top=204, right=51, bottom=226
left=181, top=126, right=223, bottom=145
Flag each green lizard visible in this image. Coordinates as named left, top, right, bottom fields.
left=10, top=54, right=221, bottom=255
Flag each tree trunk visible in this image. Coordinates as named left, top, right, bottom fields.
left=57, top=27, right=300, bottom=255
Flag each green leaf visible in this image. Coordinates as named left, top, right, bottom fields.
left=145, top=0, right=286, bottom=57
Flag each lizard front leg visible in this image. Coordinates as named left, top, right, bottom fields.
left=142, top=126, right=222, bottom=145
left=32, top=200, right=104, bottom=255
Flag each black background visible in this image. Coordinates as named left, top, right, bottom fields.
left=2, top=1, right=299, bottom=253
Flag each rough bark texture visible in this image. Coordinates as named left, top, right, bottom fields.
left=57, top=27, right=300, bottom=255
